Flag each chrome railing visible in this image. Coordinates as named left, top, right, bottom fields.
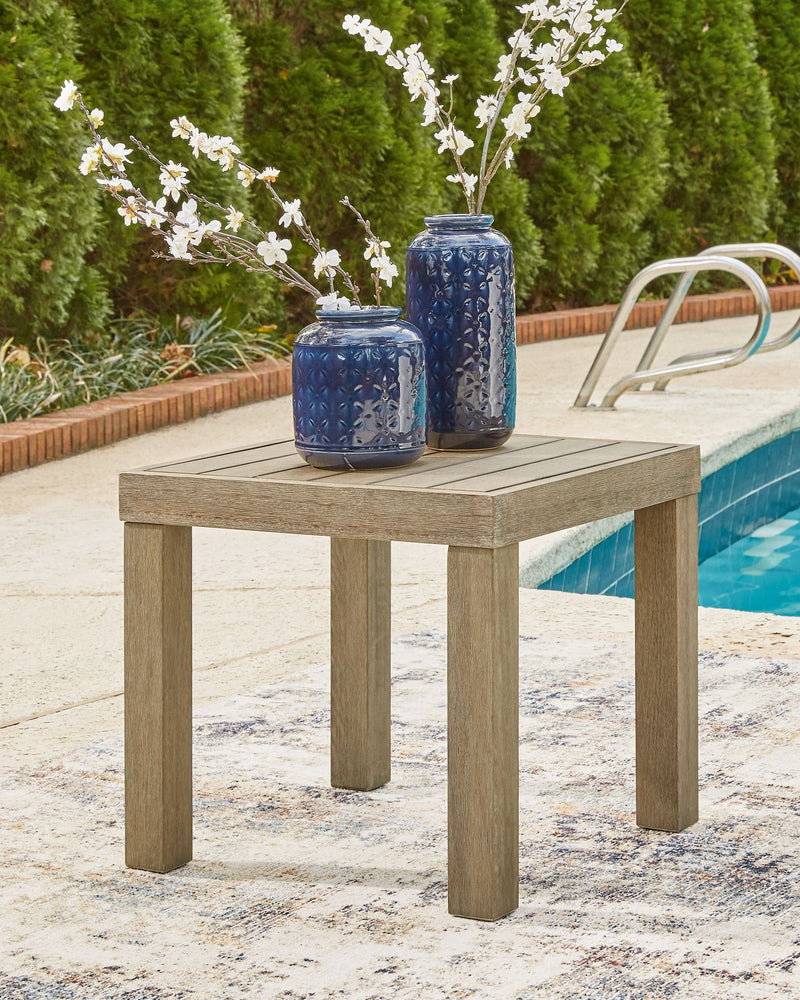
left=573, top=251, right=777, bottom=409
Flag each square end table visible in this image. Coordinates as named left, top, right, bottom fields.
left=119, top=433, right=701, bottom=920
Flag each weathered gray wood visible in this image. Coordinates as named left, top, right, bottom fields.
left=447, top=543, right=519, bottom=920
left=124, top=522, right=193, bottom=872
left=148, top=438, right=295, bottom=474
left=330, top=538, right=391, bottom=791
left=634, top=494, right=699, bottom=832
left=495, top=446, right=701, bottom=545
left=119, top=443, right=700, bottom=548
left=120, top=473, right=499, bottom=546
left=449, top=441, right=679, bottom=493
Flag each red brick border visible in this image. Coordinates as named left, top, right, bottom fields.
left=2, top=283, right=799, bottom=476
left=0, top=357, right=291, bottom=476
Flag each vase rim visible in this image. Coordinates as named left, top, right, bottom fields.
left=315, top=305, right=402, bottom=322
left=424, top=213, right=494, bottom=230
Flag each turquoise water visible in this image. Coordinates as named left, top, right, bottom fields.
left=699, top=505, right=800, bottom=615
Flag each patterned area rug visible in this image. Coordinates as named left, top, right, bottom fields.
left=2, top=633, right=799, bottom=999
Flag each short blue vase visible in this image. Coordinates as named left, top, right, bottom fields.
left=406, top=214, right=516, bottom=450
left=292, top=307, right=427, bottom=470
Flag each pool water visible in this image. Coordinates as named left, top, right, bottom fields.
left=531, top=428, right=800, bottom=616
left=699, top=506, right=800, bottom=615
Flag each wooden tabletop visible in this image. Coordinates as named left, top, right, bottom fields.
left=119, top=434, right=701, bottom=548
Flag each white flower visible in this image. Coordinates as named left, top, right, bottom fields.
left=577, top=49, right=605, bottom=65
left=595, top=8, right=616, bottom=23
left=364, top=238, right=391, bottom=260
left=79, top=143, right=102, bottom=176
left=100, top=138, right=133, bottom=168
left=342, top=14, right=363, bottom=34
left=606, top=38, right=623, bottom=53
left=517, top=67, right=538, bottom=86
left=494, top=53, right=513, bottom=83
left=421, top=99, right=438, bottom=127
left=188, top=130, right=210, bottom=158
left=385, top=50, right=406, bottom=70
left=541, top=63, right=569, bottom=96
left=570, top=10, right=593, bottom=34
left=364, top=26, right=393, bottom=56
left=159, top=161, right=189, bottom=201
left=442, top=74, right=459, bottom=85
left=166, top=229, right=192, bottom=261
left=503, top=97, right=539, bottom=140
left=504, top=147, right=515, bottom=170
left=257, top=232, right=292, bottom=266
left=313, top=248, right=342, bottom=278
left=371, top=254, right=398, bottom=287
left=142, top=197, right=168, bottom=229
left=170, top=115, right=194, bottom=139
left=88, top=108, right=104, bottom=129
left=96, top=176, right=133, bottom=194
left=446, top=173, right=478, bottom=197
left=279, top=199, right=304, bottom=228
left=117, top=197, right=140, bottom=226
left=225, top=206, right=245, bottom=232
left=534, top=41, right=558, bottom=65
left=475, top=95, right=499, bottom=128
left=54, top=79, right=78, bottom=112
left=434, top=126, right=474, bottom=156
left=238, top=165, right=256, bottom=187
left=509, top=29, right=533, bottom=57
left=316, top=292, right=354, bottom=311
left=257, top=166, right=280, bottom=183
left=175, top=198, right=200, bottom=228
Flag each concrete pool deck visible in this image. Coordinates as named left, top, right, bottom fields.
left=1, top=312, right=799, bottom=737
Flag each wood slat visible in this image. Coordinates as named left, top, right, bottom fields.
left=391, top=438, right=615, bottom=490
left=146, top=438, right=295, bottom=475
left=446, top=441, right=680, bottom=494
left=295, top=435, right=560, bottom=488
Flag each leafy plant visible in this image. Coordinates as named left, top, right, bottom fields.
left=0, top=312, right=287, bottom=423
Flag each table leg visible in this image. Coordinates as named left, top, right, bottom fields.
left=124, top=522, right=193, bottom=872
left=447, top=543, right=519, bottom=920
left=330, top=537, right=391, bottom=791
left=634, top=494, right=699, bottom=831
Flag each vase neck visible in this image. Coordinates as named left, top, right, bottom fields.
left=424, top=214, right=494, bottom=234
left=316, top=306, right=402, bottom=324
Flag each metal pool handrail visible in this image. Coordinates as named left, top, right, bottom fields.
left=643, top=243, right=800, bottom=391
left=573, top=254, right=772, bottom=410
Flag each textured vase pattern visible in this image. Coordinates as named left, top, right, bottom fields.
left=406, top=215, right=516, bottom=450
left=292, top=308, right=427, bottom=470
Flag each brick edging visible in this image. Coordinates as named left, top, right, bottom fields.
left=2, top=283, right=799, bottom=476
left=0, top=357, right=291, bottom=475
left=515, top=283, right=800, bottom=344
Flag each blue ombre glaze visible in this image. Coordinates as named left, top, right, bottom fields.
left=292, top=307, right=427, bottom=470
left=406, top=215, right=516, bottom=450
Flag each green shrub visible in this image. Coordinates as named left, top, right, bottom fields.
left=0, top=0, right=109, bottom=343
left=751, top=0, right=800, bottom=253
left=67, top=0, right=280, bottom=325
left=624, top=0, right=777, bottom=267
left=514, top=31, right=669, bottom=308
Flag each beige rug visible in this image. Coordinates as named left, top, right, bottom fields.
left=2, top=633, right=799, bottom=998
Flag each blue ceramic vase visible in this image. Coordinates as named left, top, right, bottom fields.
left=292, top=307, right=427, bottom=470
left=406, top=214, right=516, bottom=450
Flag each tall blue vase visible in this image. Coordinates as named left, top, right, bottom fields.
left=292, top=307, right=427, bottom=470
left=406, top=214, right=516, bottom=450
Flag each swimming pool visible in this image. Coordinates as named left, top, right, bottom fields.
left=534, top=427, right=800, bottom=616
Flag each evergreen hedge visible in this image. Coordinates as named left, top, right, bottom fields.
left=67, top=0, right=279, bottom=325
left=0, top=0, right=108, bottom=343
left=751, top=0, right=800, bottom=252
left=624, top=0, right=777, bottom=269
